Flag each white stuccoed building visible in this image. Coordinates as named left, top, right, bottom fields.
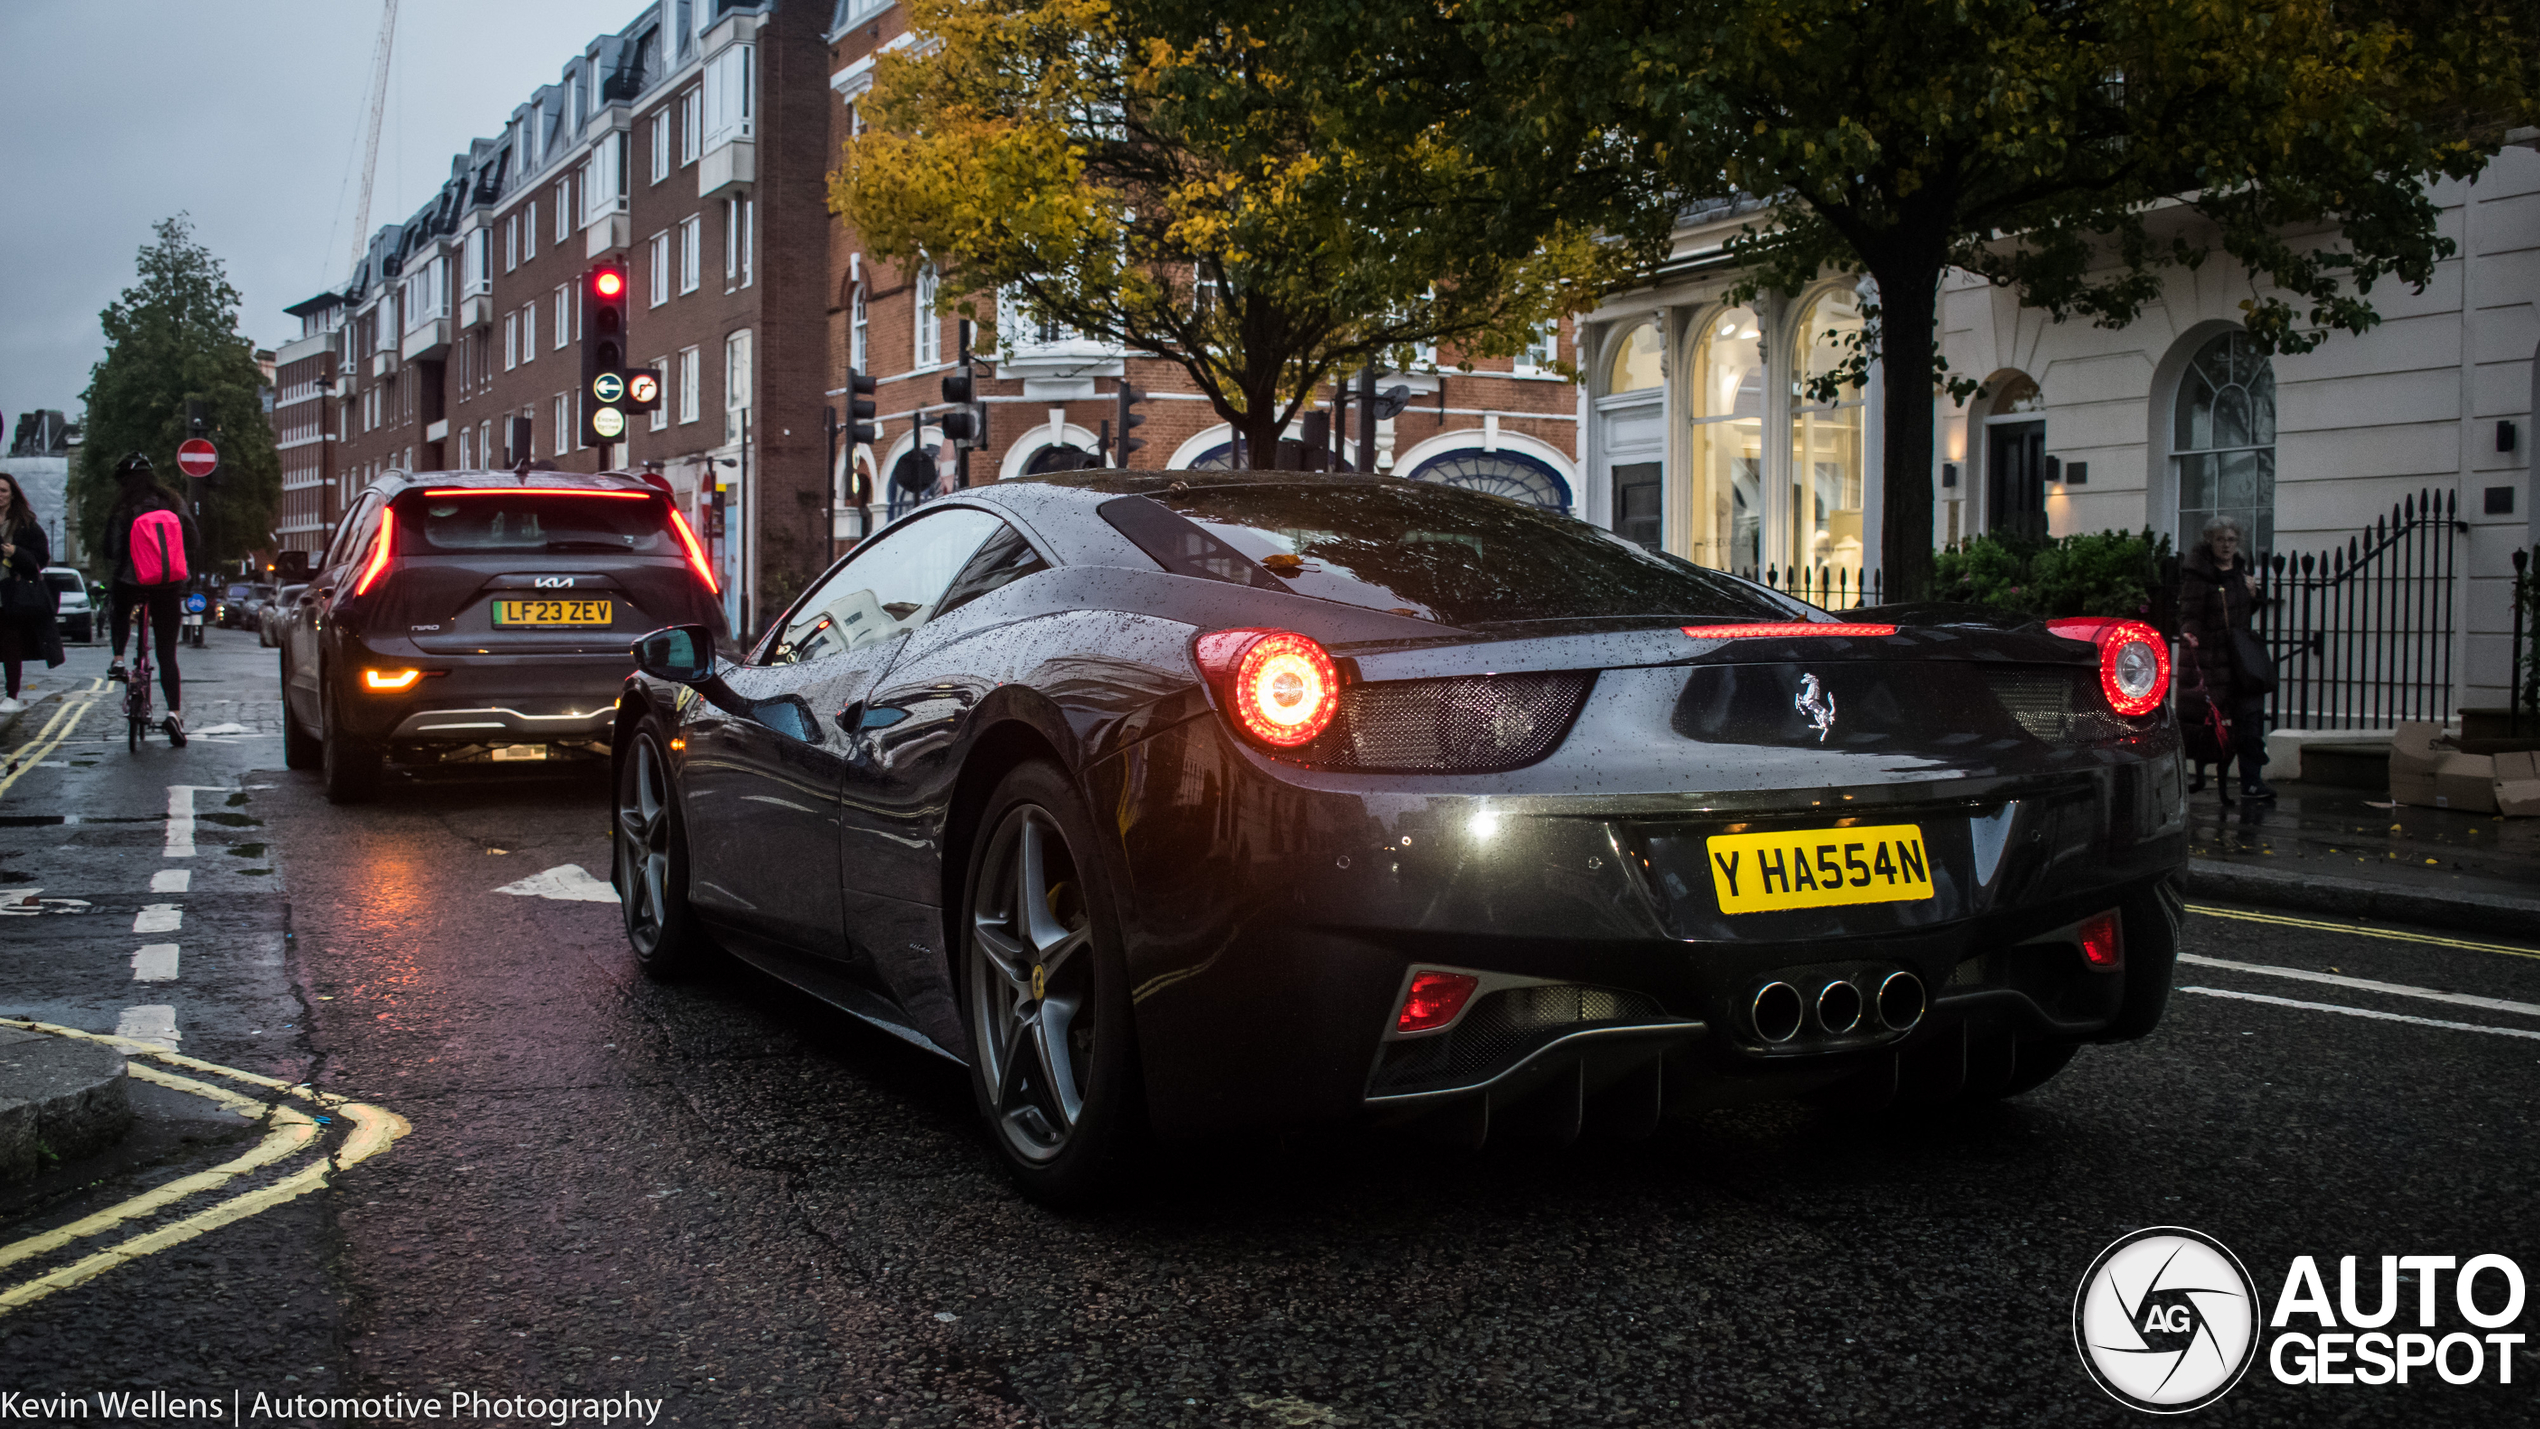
left=1578, top=139, right=2537, bottom=722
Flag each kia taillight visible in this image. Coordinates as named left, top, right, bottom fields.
left=352, top=507, right=397, bottom=596
left=667, top=505, right=720, bottom=594
left=1192, top=627, right=1343, bottom=748
left=1395, top=970, right=1480, bottom=1033
left=2049, top=618, right=2170, bottom=716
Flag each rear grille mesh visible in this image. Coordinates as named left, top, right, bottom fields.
left=1370, top=983, right=1671, bottom=1095
left=1983, top=670, right=2129, bottom=744
left=1291, top=672, right=1591, bottom=773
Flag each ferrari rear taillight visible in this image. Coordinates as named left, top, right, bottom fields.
left=2050, top=617, right=2170, bottom=716
left=1193, top=627, right=1341, bottom=748
left=666, top=505, right=720, bottom=594
left=1396, top=970, right=1479, bottom=1033
left=352, top=507, right=397, bottom=596
left=2080, top=909, right=2124, bottom=968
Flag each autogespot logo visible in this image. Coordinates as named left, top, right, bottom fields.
left=2074, top=1227, right=2263, bottom=1413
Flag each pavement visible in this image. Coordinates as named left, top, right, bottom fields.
left=2183, top=776, right=2540, bottom=934
left=2, top=631, right=2537, bottom=1425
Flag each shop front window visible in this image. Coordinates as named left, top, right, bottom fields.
left=1689, top=307, right=1765, bottom=572
left=1608, top=322, right=1662, bottom=394
left=1790, top=290, right=1868, bottom=580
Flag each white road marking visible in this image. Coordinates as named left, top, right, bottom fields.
left=131, top=945, right=179, bottom=982
left=164, top=785, right=196, bottom=856
left=2178, top=986, right=2540, bottom=1042
left=187, top=723, right=250, bottom=736
left=2178, top=953, right=2540, bottom=1020
left=114, top=1005, right=180, bottom=1049
left=132, top=903, right=182, bottom=935
left=0, top=891, right=91, bottom=916
left=494, top=863, right=618, bottom=903
left=150, top=868, right=190, bottom=893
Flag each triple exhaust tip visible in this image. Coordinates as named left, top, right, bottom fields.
left=1751, top=971, right=1924, bottom=1043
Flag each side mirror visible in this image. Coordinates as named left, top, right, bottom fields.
left=631, top=624, right=717, bottom=684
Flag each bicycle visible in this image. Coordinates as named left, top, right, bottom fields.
left=123, top=603, right=153, bottom=752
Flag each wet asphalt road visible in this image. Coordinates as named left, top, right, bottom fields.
left=2, top=630, right=2537, bottom=1426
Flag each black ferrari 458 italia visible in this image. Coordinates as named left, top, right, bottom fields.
left=610, top=470, right=2187, bottom=1201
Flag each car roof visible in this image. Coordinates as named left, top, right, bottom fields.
left=365, top=469, right=669, bottom=497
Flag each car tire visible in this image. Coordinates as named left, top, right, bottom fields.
left=282, top=670, right=321, bottom=770
left=614, top=722, right=710, bottom=978
left=2099, top=878, right=2184, bottom=1043
left=958, top=760, right=1143, bottom=1207
left=319, top=678, right=380, bottom=804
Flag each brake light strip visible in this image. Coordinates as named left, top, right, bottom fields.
left=1682, top=623, right=1898, bottom=639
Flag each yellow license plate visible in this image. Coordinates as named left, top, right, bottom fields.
left=492, top=598, right=612, bottom=627
left=1705, top=823, right=1935, bottom=915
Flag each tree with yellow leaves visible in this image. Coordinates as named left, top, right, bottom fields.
left=829, top=0, right=1620, bottom=464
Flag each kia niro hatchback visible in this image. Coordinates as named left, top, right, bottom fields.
left=280, top=470, right=727, bottom=802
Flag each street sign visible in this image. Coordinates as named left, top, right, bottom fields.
left=591, top=406, right=627, bottom=440
left=592, top=371, right=625, bottom=404
left=626, top=371, right=659, bottom=408
left=176, top=438, right=219, bottom=479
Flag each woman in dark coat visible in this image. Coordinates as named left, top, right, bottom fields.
left=0, top=472, right=66, bottom=714
left=2178, top=514, right=2274, bottom=800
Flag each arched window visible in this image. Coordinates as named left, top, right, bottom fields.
left=1689, top=306, right=1764, bottom=571
left=2174, top=331, right=2276, bottom=553
left=1608, top=322, right=1662, bottom=394
left=1403, top=449, right=1571, bottom=510
left=1790, top=289, right=1868, bottom=578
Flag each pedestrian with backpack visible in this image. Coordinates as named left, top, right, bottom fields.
left=101, top=453, right=199, bottom=745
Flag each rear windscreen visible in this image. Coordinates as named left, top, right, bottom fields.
left=43, top=571, right=81, bottom=594
left=1110, top=482, right=1797, bottom=627
left=398, top=493, right=671, bottom=555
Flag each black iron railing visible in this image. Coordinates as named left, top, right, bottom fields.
left=2512, top=547, right=2533, bottom=737
left=1748, top=564, right=1885, bottom=611
left=2250, top=487, right=2462, bottom=732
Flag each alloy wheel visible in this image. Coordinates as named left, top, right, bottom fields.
left=616, top=735, right=673, bottom=954
left=967, top=804, right=1097, bottom=1164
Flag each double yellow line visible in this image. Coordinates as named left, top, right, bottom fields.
left=2188, top=904, right=2540, bottom=962
left=0, top=680, right=105, bottom=802
left=0, top=1020, right=409, bottom=1315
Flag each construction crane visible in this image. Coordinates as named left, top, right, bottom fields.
left=347, top=0, right=401, bottom=279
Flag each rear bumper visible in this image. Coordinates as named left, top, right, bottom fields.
left=329, top=643, right=632, bottom=745
left=1087, top=715, right=2187, bottom=1139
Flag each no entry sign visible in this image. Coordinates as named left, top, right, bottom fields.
left=176, top=438, right=219, bottom=479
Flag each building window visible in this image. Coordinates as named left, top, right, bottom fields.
left=2174, top=331, right=2277, bottom=554
left=504, top=312, right=519, bottom=370
left=850, top=285, right=868, bottom=372
left=724, top=199, right=754, bottom=285
left=679, top=88, right=701, bottom=164
left=724, top=329, right=753, bottom=444
left=1689, top=308, right=1765, bottom=572
left=702, top=43, right=753, bottom=149
left=1790, top=288, right=1869, bottom=580
left=649, top=231, right=670, bottom=307
left=458, top=426, right=472, bottom=470
left=650, top=356, right=670, bottom=431
left=914, top=266, right=940, bottom=366
left=1607, top=322, right=1662, bottom=395
left=554, top=286, right=571, bottom=349
left=555, top=181, right=572, bottom=242
left=480, top=420, right=493, bottom=469
left=525, top=201, right=537, bottom=261
left=651, top=112, right=671, bottom=184
left=1515, top=319, right=1560, bottom=376
left=465, top=229, right=490, bottom=294
left=504, top=214, right=519, bottom=272
left=521, top=304, right=536, bottom=363
left=741, top=200, right=753, bottom=286
left=679, top=216, right=701, bottom=293
left=1405, top=449, right=1571, bottom=512
left=678, top=346, right=701, bottom=424
left=554, top=393, right=571, bottom=455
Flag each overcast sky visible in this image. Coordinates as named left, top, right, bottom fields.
left=0, top=1, right=645, bottom=431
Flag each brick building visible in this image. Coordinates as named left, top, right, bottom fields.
left=275, top=0, right=837, bottom=631
left=820, top=2, right=1587, bottom=547
left=270, top=0, right=1594, bottom=631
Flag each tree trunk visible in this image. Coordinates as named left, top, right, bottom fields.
left=1868, top=258, right=1942, bottom=604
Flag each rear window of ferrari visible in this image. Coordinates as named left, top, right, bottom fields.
left=1111, top=481, right=1794, bottom=626
left=397, top=490, right=674, bottom=555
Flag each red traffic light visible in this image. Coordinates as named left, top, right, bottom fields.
left=592, top=268, right=625, bottom=299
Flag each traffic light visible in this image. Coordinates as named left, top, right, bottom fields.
left=1114, top=382, right=1147, bottom=467
left=581, top=262, right=630, bottom=447
left=936, top=366, right=987, bottom=447
left=846, top=369, right=878, bottom=446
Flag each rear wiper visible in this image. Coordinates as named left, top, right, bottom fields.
left=542, top=540, right=630, bottom=551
